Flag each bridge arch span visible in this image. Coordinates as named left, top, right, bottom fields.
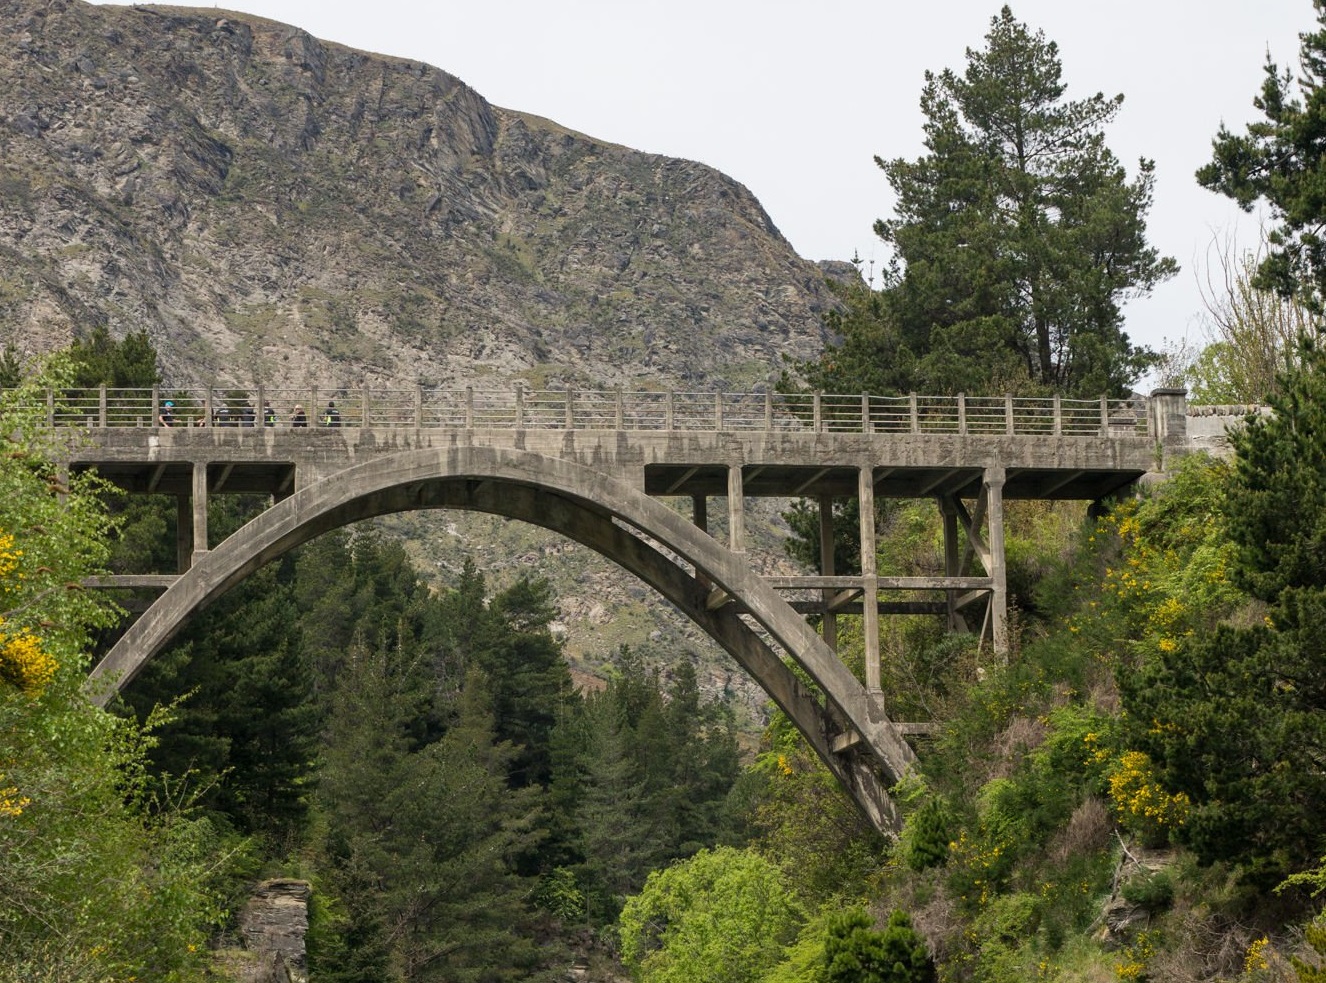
left=88, top=445, right=916, bottom=830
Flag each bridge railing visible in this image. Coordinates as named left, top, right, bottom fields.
left=29, top=387, right=1152, bottom=437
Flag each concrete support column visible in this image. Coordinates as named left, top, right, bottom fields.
left=859, top=467, right=880, bottom=692
left=192, top=462, right=209, bottom=563
left=176, top=495, right=192, bottom=573
left=727, top=465, right=746, bottom=553
left=819, top=495, right=837, bottom=651
left=939, top=496, right=962, bottom=631
left=693, top=495, right=711, bottom=590
left=984, top=466, right=1008, bottom=659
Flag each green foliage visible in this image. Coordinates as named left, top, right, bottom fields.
left=871, top=6, right=1174, bottom=396
left=742, top=709, right=890, bottom=906
left=1225, top=340, right=1326, bottom=602
left=901, top=796, right=952, bottom=872
left=531, top=866, right=587, bottom=921
left=553, top=646, right=742, bottom=921
left=618, top=846, right=806, bottom=983
left=1198, top=1, right=1326, bottom=311
left=1293, top=915, right=1326, bottom=981
left=1180, top=241, right=1317, bottom=404
left=1120, top=343, right=1326, bottom=881
left=314, top=644, right=548, bottom=982
left=67, top=324, right=162, bottom=389
left=794, top=275, right=918, bottom=397
left=0, top=692, right=225, bottom=981
left=0, top=346, right=21, bottom=389
left=0, top=358, right=224, bottom=980
left=822, top=908, right=936, bottom=983
left=121, top=560, right=318, bottom=847
left=1120, top=869, right=1175, bottom=911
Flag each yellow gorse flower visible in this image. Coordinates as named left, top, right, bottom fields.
left=0, top=623, right=57, bottom=694
left=0, top=529, right=57, bottom=694
left=0, top=774, right=29, bottom=818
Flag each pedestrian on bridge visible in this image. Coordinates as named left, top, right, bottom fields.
left=158, top=400, right=174, bottom=427
left=292, top=404, right=307, bottom=428
left=323, top=400, right=340, bottom=427
left=263, top=401, right=277, bottom=427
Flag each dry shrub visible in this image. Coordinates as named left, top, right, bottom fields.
left=901, top=877, right=966, bottom=970
left=984, top=714, right=1048, bottom=781
left=1143, top=899, right=1266, bottom=982
left=1048, top=796, right=1113, bottom=866
left=1086, top=675, right=1121, bottom=715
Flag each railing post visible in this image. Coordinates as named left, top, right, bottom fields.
left=1100, top=394, right=1110, bottom=436
left=46, top=389, right=54, bottom=428
left=615, top=388, right=624, bottom=430
left=1053, top=393, right=1062, bottom=436
left=764, top=391, right=773, bottom=431
left=152, top=385, right=160, bottom=429
left=958, top=393, right=967, bottom=435
left=1005, top=394, right=1014, bottom=435
left=909, top=392, right=918, bottom=434
left=99, top=385, right=107, bottom=428
left=715, top=392, right=723, bottom=431
left=309, top=388, right=317, bottom=427
left=256, top=385, right=265, bottom=428
left=861, top=393, right=871, bottom=434
left=666, top=392, right=675, bottom=431
left=204, top=389, right=213, bottom=427
left=515, top=384, right=525, bottom=429
left=565, top=389, right=575, bottom=429
left=362, top=383, right=370, bottom=428
left=414, top=387, right=423, bottom=429
left=813, top=392, right=822, bottom=433
left=465, top=387, right=474, bottom=428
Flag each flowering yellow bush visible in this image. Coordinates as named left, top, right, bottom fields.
left=0, top=528, right=58, bottom=694
left=0, top=774, right=29, bottom=818
left=0, top=622, right=57, bottom=694
left=1115, top=929, right=1158, bottom=980
left=1107, top=750, right=1190, bottom=835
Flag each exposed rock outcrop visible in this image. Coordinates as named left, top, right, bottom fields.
left=231, top=878, right=311, bottom=983
left=0, top=0, right=836, bottom=391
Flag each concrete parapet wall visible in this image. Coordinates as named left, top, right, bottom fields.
left=1185, top=404, right=1271, bottom=457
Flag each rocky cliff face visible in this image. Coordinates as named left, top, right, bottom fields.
left=0, top=0, right=836, bottom=390
left=1, top=0, right=837, bottom=710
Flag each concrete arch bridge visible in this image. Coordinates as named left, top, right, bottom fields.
left=49, top=385, right=1197, bottom=833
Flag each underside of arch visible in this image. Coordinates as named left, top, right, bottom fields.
left=87, top=447, right=916, bottom=831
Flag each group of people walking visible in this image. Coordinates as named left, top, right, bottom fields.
left=158, top=398, right=341, bottom=428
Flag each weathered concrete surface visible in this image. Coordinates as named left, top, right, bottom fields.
left=1185, top=405, right=1267, bottom=457
left=67, top=422, right=1158, bottom=501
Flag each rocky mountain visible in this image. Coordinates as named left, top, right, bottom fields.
left=0, top=0, right=840, bottom=390
left=1, top=0, right=844, bottom=711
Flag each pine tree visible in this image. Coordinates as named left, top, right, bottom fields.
left=874, top=6, right=1174, bottom=396
left=1198, top=1, right=1326, bottom=311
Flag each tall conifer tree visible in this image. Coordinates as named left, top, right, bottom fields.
left=875, top=6, right=1175, bottom=396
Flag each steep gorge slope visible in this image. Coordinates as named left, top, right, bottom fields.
left=0, top=0, right=837, bottom=390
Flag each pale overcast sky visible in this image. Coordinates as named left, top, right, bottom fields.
left=90, top=1, right=1315, bottom=360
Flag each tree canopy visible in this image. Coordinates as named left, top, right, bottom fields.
left=1198, top=1, right=1326, bottom=313
left=809, top=6, right=1175, bottom=399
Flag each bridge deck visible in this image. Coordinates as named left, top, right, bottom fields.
left=67, top=427, right=1150, bottom=503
